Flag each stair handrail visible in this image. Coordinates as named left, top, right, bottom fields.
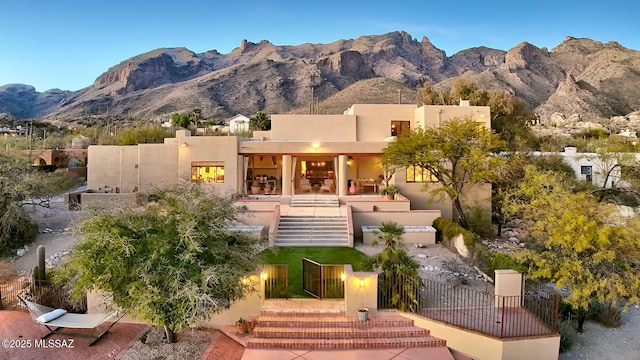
left=346, top=205, right=354, bottom=247
left=268, top=204, right=280, bottom=247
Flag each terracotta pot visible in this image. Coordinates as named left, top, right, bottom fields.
left=250, top=186, right=261, bottom=194
left=349, top=182, right=357, bottom=194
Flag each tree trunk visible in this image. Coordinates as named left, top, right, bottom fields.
left=164, top=326, right=176, bottom=343
left=576, top=306, right=588, bottom=333
left=453, top=197, right=468, bottom=229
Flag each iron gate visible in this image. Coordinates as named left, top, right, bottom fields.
left=302, top=258, right=344, bottom=299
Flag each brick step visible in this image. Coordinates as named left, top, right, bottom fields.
left=245, top=336, right=447, bottom=349
left=255, top=314, right=415, bottom=328
left=253, top=325, right=430, bottom=339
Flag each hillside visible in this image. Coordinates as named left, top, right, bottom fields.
left=1, top=32, right=639, bottom=131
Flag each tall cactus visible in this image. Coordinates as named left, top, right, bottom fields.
left=37, top=245, right=46, bottom=282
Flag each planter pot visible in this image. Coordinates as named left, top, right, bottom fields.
left=358, top=308, right=369, bottom=321
left=349, top=182, right=357, bottom=194
left=382, top=194, right=394, bottom=200
left=264, top=188, right=272, bottom=195
left=250, top=186, right=261, bottom=194
left=236, top=320, right=249, bottom=333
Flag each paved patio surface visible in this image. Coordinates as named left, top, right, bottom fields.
left=0, top=310, right=148, bottom=360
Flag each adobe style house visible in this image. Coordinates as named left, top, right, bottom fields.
left=85, top=102, right=491, bottom=240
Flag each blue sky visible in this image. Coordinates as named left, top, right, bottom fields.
left=1, top=0, right=638, bottom=92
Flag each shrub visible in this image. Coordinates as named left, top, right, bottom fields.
left=466, top=206, right=494, bottom=238
left=488, top=253, right=527, bottom=279
left=589, top=299, right=622, bottom=328
left=558, top=320, right=573, bottom=353
left=432, top=217, right=476, bottom=246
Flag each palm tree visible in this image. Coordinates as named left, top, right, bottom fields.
left=189, top=108, right=203, bottom=133
left=371, top=222, right=422, bottom=312
left=249, top=112, right=271, bottom=131
left=372, top=222, right=406, bottom=250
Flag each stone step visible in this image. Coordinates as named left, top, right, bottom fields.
left=255, top=313, right=414, bottom=328
left=253, top=325, right=430, bottom=339
left=245, top=336, right=446, bottom=349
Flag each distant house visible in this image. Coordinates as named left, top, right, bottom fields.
left=228, top=114, right=250, bottom=134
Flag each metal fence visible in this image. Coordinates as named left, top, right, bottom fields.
left=0, top=277, right=86, bottom=313
left=379, top=275, right=559, bottom=339
left=263, top=264, right=289, bottom=299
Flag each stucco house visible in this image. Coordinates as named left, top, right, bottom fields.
left=86, top=102, right=491, bottom=226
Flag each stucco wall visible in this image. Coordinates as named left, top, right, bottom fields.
left=416, top=104, right=491, bottom=129
left=88, top=146, right=138, bottom=191
left=270, top=114, right=357, bottom=141
left=352, top=210, right=441, bottom=239
left=402, top=313, right=559, bottom=360
left=347, top=104, right=417, bottom=141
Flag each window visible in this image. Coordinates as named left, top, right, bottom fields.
left=406, top=165, right=437, bottom=183
left=391, top=121, right=410, bottom=137
left=581, top=165, right=592, bottom=183
left=192, top=161, right=224, bottom=183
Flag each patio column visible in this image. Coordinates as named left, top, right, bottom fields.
left=338, top=154, right=348, bottom=196
left=282, top=155, right=292, bottom=196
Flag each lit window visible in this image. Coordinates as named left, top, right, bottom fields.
left=192, top=161, right=224, bottom=183
left=406, top=165, right=437, bottom=183
left=391, top=121, right=410, bottom=137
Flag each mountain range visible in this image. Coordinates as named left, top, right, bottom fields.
left=1, top=31, right=639, bottom=129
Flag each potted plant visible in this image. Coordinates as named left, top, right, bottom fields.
left=263, top=183, right=272, bottom=195
left=250, top=180, right=261, bottom=194
left=380, top=184, right=398, bottom=200
left=358, top=307, right=369, bottom=321
left=236, top=317, right=250, bottom=333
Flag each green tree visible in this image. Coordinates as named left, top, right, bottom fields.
left=507, top=166, right=640, bottom=332
left=249, top=112, right=271, bottom=131
left=381, top=117, right=506, bottom=229
left=57, top=183, right=263, bottom=342
left=0, top=147, right=81, bottom=253
left=171, top=113, right=190, bottom=129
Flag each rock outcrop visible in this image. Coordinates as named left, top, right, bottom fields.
left=1, top=31, right=639, bottom=132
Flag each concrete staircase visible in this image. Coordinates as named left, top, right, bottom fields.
left=244, top=310, right=449, bottom=350
left=275, top=215, right=349, bottom=246
left=290, top=195, right=339, bottom=207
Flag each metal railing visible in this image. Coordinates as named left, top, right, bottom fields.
left=379, top=276, right=559, bottom=339
left=1, top=277, right=86, bottom=313
left=263, top=264, right=289, bottom=299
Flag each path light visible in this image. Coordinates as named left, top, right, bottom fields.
left=241, top=277, right=249, bottom=285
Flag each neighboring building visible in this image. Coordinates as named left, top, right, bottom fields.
left=87, top=102, right=491, bottom=226
left=533, top=147, right=622, bottom=188
left=228, top=114, right=250, bottom=134
left=33, top=149, right=88, bottom=179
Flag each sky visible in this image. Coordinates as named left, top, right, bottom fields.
left=1, top=0, right=638, bottom=92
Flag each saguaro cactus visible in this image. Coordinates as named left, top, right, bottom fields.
left=37, top=245, right=46, bottom=282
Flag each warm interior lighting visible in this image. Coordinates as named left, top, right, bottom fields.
left=311, top=143, right=320, bottom=149
left=359, top=279, right=366, bottom=288
left=241, top=277, right=249, bottom=285
left=341, top=273, right=346, bottom=281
